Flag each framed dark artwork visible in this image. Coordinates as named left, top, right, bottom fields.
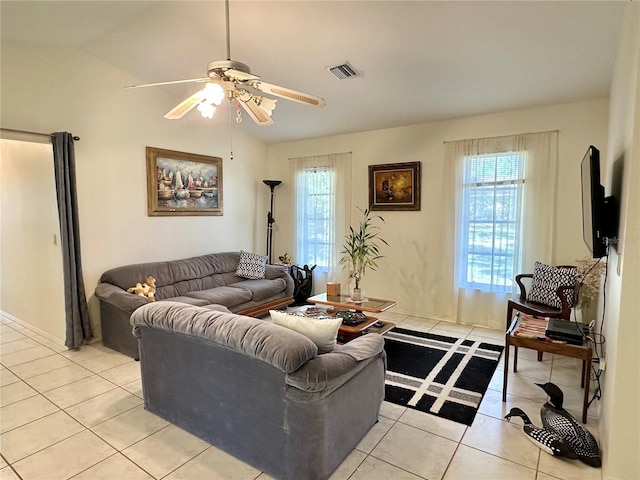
left=368, top=161, right=421, bottom=211
left=146, top=147, right=223, bottom=216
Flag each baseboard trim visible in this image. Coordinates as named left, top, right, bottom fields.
left=0, top=309, right=65, bottom=346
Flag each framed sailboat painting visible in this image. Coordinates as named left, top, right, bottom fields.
left=146, top=146, right=223, bottom=216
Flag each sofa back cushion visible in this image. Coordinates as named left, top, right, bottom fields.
left=99, top=252, right=242, bottom=300
left=131, top=302, right=318, bottom=373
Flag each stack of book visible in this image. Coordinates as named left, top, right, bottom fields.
left=507, top=313, right=569, bottom=344
left=510, top=313, right=548, bottom=338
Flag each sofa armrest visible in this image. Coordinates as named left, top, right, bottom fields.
left=95, top=282, right=149, bottom=313
left=286, top=334, right=385, bottom=393
left=333, top=333, right=385, bottom=361
left=265, top=265, right=294, bottom=297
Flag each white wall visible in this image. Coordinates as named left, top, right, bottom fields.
left=600, top=4, right=640, bottom=479
left=267, top=98, right=609, bottom=325
left=1, top=40, right=270, bottom=340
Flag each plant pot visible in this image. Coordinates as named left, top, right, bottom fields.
left=351, top=288, right=364, bottom=301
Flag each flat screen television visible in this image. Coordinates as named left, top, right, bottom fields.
left=581, top=145, right=617, bottom=258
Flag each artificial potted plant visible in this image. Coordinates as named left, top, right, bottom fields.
left=574, top=255, right=606, bottom=323
left=339, top=207, right=388, bottom=301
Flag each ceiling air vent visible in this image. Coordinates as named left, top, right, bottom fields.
left=327, top=62, right=358, bottom=80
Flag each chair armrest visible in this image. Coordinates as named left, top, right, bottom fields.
left=515, top=273, right=533, bottom=300
left=556, top=285, right=577, bottom=319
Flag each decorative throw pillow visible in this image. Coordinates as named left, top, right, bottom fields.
left=270, top=310, right=342, bottom=354
left=526, top=261, right=578, bottom=309
left=235, top=250, right=268, bottom=280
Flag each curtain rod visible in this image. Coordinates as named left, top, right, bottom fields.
left=0, top=127, right=80, bottom=141
left=442, top=129, right=559, bottom=144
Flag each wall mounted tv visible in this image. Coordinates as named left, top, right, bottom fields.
left=581, top=145, right=618, bottom=258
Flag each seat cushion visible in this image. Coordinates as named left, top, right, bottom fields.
left=186, top=286, right=252, bottom=307
left=527, top=262, right=577, bottom=309
left=230, top=278, right=286, bottom=302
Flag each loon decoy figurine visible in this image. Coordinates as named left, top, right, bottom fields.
left=536, top=382, right=602, bottom=468
left=505, top=408, right=578, bottom=459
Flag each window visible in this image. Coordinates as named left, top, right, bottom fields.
left=290, top=152, right=351, bottom=285
left=296, top=166, right=334, bottom=269
left=458, top=152, right=524, bottom=292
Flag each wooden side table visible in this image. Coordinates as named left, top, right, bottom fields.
left=503, top=318, right=593, bottom=423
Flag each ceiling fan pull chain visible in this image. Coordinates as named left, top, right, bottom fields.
left=228, top=101, right=234, bottom=161
left=235, top=102, right=242, bottom=124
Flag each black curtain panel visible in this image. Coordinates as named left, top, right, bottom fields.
left=52, top=132, right=92, bottom=348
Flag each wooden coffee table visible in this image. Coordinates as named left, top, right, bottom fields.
left=307, top=293, right=396, bottom=342
left=307, top=293, right=396, bottom=313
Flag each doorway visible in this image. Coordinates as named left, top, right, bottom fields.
left=1, top=138, right=66, bottom=342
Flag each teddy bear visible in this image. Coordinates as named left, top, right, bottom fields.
left=278, top=252, right=292, bottom=265
left=127, top=275, right=156, bottom=301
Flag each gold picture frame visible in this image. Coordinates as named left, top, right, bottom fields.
left=368, top=161, right=421, bottom=211
left=146, top=146, right=223, bottom=216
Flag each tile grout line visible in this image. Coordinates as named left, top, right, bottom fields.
left=2, top=408, right=83, bottom=465
left=158, top=446, right=214, bottom=480
left=343, top=449, right=368, bottom=480
left=440, top=439, right=464, bottom=480
left=5, top=401, right=165, bottom=479
left=3, top=320, right=593, bottom=480
left=462, top=443, right=540, bottom=476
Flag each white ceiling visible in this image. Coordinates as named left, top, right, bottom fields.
left=1, top=1, right=626, bottom=144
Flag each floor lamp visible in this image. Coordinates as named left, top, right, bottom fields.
left=263, top=180, right=282, bottom=265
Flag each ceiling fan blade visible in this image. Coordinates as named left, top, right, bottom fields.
left=125, top=77, right=209, bottom=89
left=238, top=96, right=275, bottom=125
left=164, top=90, right=204, bottom=119
left=224, top=69, right=260, bottom=82
left=249, top=81, right=326, bottom=108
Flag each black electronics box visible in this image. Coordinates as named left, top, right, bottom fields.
left=545, top=318, right=589, bottom=345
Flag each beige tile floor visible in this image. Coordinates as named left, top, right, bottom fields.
left=0, top=311, right=602, bottom=480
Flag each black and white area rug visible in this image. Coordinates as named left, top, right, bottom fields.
left=384, top=327, right=504, bottom=426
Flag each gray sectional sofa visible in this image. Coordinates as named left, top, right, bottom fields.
left=130, top=302, right=386, bottom=480
left=95, top=251, right=294, bottom=358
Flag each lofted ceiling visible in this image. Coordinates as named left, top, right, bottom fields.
left=1, top=1, right=626, bottom=144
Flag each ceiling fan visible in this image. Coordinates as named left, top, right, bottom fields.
left=126, top=0, right=326, bottom=126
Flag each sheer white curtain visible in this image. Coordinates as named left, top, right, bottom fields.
left=443, top=131, right=559, bottom=329
left=289, top=152, right=352, bottom=293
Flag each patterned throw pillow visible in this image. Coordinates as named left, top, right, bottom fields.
left=235, top=250, right=268, bottom=280
left=270, top=310, right=342, bottom=354
left=526, top=261, right=577, bottom=309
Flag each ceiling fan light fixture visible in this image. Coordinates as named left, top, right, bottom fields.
left=256, top=96, right=277, bottom=116
left=197, top=102, right=216, bottom=119
left=129, top=0, right=325, bottom=126
left=202, top=82, right=225, bottom=105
